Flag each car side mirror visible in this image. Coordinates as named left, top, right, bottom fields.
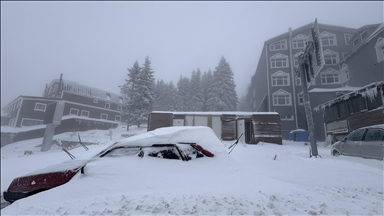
left=336, top=136, right=346, bottom=142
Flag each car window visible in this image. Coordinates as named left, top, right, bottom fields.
left=363, top=129, right=384, bottom=142
left=146, top=146, right=181, bottom=160
left=177, top=144, right=204, bottom=160
left=103, top=147, right=141, bottom=157
left=347, top=129, right=366, bottom=141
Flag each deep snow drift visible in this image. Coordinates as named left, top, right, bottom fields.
left=1, top=125, right=383, bottom=215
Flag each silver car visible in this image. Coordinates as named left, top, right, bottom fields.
left=331, top=124, right=384, bottom=160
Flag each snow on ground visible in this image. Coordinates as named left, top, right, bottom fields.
left=1, top=124, right=383, bottom=215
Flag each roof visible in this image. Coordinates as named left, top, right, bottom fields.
left=309, top=86, right=361, bottom=93
left=152, top=111, right=279, bottom=116
left=266, top=22, right=356, bottom=44
left=340, top=22, right=384, bottom=64
left=314, top=81, right=384, bottom=111
left=50, top=79, right=124, bottom=104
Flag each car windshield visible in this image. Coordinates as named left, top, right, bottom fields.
left=103, top=147, right=141, bottom=157
left=176, top=144, right=204, bottom=160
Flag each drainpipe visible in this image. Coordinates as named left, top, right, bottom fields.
left=58, top=73, right=63, bottom=98
left=288, top=27, right=299, bottom=129
left=265, top=42, right=271, bottom=112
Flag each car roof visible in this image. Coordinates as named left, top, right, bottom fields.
left=106, top=126, right=228, bottom=156
left=359, top=124, right=384, bottom=130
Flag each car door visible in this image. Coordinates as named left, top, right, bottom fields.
left=342, top=128, right=366, bottom=156
left=360, top=128, right=384, bottom=160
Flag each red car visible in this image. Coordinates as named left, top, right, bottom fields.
left=3, top=127, right=216, bottom=203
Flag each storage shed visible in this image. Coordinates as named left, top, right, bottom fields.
left=289, top=129, right=309, bottom=142
left=147, top=111, right=282, bottom=145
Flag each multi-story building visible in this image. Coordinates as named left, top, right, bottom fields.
left=1, top=74, right=126, bottom=145
left=246, top=22, right=357, bottom=140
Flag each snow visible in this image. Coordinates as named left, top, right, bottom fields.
left=1, top=125, right=383, bottom=215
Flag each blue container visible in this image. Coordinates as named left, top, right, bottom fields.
left=289, top=129, right=309, bottom=142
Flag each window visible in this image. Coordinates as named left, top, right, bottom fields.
left=323, top=49, right=339, bottom=65
left=271, top=71, right=290, bottom=86
left=320, top=31, right=337, bottom=46
left=81, top=110, right=89, bottom=117
left=348, top=95, right=367, bottom=114
left=117, top=105, right=122, bottom=111
left=106, top=93, right=111, bottom=100
left=105, top=103, right=111, bottom=109
left=374, top=38, right=384, bottom=63
left=321, top=68, right=340, bottom=85
left=364, top=129, right=384, bottom=141
left=296, top=74, right=315, bottom=86
left=69, top=108, right=79, bottom=115
left=34, top=103, right=46, bottom=112
left=270, top=39, right=287, bottom=51
left=367, top=89, right=383, bottom=110
left=115, top=115, right=122, bottom=122
left=119, top=97, right=123, bottom=103
left=48, top=87, right=53, bottom=94
left=101, top=113, right=108, bottom=120
left=21, top=118, right=43, bottom=126
left=360, top=30, right=368, bottom=41
left=344, top=33, right=352, bottom=45
left=347, top=129, right=366, bottom=141
left=272, top=89, right=292, bottom=106
left=298, top=93, right=304, bottom=105
left=337, top=101, right=349, bottom=118
left=340, top=64, right=350, bottom=83
left=270, top=53, right=289, bottom=68
left=94, top=99, right=98, bottom=103
left=292, top=35, right=308, bottom=49
left=53, top=84, right=58, bottom=93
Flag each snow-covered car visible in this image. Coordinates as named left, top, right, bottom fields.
left=331, top=124, right=384, bottom=160
left=3, top=126, right=227, bottom=203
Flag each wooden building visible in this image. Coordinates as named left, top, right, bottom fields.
left=314, top=81, right=384, bottom=143
left=1, top=75, right=126, bottom=145
left=147, top=111, right=282, bottom=145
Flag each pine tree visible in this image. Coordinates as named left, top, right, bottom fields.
left=189, top=69, right=204, bottom=111
left=121, top=58, right=155, bottom=128
left=141, top=56, right=155, bottom=114
left=206, top=56, right=238, bottom=111
left=201, top=69, right=213, bottom=111
left=176, top=75, right=191, bottom=111
left=153, top=79, right=177, bottom=111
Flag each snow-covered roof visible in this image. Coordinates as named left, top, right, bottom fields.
left=50, top=79, right=123, bottom=104
left=309, top=86, right=361, bottom=93
left=314, top=81, right=384, bottom=112
left=152, top=111, right=279, bottom=116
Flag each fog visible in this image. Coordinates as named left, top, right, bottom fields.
left=1, top=1, right=383, bottom=107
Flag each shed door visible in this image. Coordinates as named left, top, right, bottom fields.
left=212, top=116, right=222, bottom=139
left=173, top=119, right=184, bottom=126
left=194, top=116, right=208, bottom=126
left=185, top=116, right=194, bottom=126
left=237, top=119, right=245, bottom=143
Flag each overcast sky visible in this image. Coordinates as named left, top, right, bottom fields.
left=1, top=1, right=383, bottom=107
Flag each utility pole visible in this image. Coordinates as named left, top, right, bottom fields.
left=296, top=19, right=325, bottom=157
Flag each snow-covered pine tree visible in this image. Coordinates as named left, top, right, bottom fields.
left=176, top=75, right=191, bottom=111
left=189, top=68, right=204, bottom=111
left=141, top=56, right=155, bottom=116
left=153, top=79, right=177, bottom=111
left=121, top=59, right=154, bottom=129
left=206, top=56, right=238, bottom=111
left=201, top=69, right=213, bottom=111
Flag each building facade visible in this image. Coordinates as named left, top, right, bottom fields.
left=246, top=22, right=357, bottom=140
left=1, top=76, right=126, bottom=145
